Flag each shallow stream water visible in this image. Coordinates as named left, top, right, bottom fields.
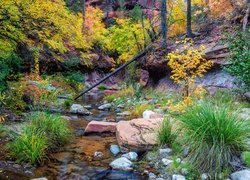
left=0, top=93, right=146, bottom=180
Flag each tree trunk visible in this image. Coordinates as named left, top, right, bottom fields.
left=82, top=0, right=86, bottom=33
left=243, top=0, right=250, bottom=34
left=160, top=0, right=167, bottom=49
left=187, top=0, right=194, bottom=38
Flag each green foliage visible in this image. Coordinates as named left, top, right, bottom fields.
left=0, top=53, right=22, bottom=92
left=131, top=4, right=143, bottom=21
left=7, top=112, right=71, bottom=164
left=106, top=18, right=150, bottom=64
left=64, top=71, right=84, bottom=90
left=225, top=29, right=250, bottom=91
left=157, top=116, right=176, bottom=146
left=64, top=99, right=73, bottom=108
left=178, top=101, right=250, bottom=173
left=104, top=94, right=116, bottom=103
left=242, top=151, right=250, bottom=167
left=98, top=85, right=107, bottom=91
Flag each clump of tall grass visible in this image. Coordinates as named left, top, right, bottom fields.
left=178, top=101, right=250, bottom=173
left=157, top=116, right=177, bottom=146
left=28, top=112, right=71, bottom=146
left=8, top=128, right=47, bottom=164
left=7, top=112, right=71, bottom=164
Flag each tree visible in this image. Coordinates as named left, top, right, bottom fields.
left=186, top=0, right=194, bottom=38
left=82, top=0, right=86, bottom=33
left=243, top=0, right=250, bottom=33
left=160, top=0, right=167, bottom=49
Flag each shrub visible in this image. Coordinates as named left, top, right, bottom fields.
left=225, top=29, right=250, bottom=92
left=7, top=112, right=71, bottom=164
left=157, top=116, right=177, bottom=146
left=178, top=102, right=250, bottom=173
left=0, top=53, right=22, bottom=92
left=64, top=71, right=84, bottom=91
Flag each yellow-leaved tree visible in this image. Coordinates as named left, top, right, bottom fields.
left=167, top=39, right=213, bottom=112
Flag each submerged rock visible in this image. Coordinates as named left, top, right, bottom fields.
left=116, top=118, right=163, bottom=151
left=110, top=145, right=120, bottom=156
left=75, top=128, right=85, bottom=137
left=109, top=157, right=133, bottom=171
left=98, top=103, right=112, bottom=110
left=231, top=170, right=250, bottom=180
left=122, top=152, right=138, bottom=162
left=70, top=104, right=92, bottom=115
left=85, top=121, right=117, bottom=134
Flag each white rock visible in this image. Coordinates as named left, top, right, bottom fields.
left=70, top=104, right=92, bottom=115
left=122, top=152, right=138, bottom=161
left=83, top=105, right=92, bottom=109
left=159, top=148, right=173, bottom=158
left=201, top=173, right=209, bottom=180
left=231, top=170, right=250, bottom=180
left=109, top=157, right=133, bottom=171
left=32, top=178, right=47, bottom=180
left=172, top=174, right=186, bottom=180
left=117, top=104, right=125, bottom=108
left=98, top=103, right=112, bottom=110
left=162, top=158, right=173, bottom=166
left=143, top=110, right=155, bottom=118
left=117, top=111, right=131, bottom=116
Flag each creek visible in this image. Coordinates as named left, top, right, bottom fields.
left=0, top=93, right=146, bottom=180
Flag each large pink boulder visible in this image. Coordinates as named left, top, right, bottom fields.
left=116, top=118, right=163, bottom=152
left=85, top=121, right=117, bottom=134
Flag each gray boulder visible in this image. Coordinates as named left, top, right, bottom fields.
left=109, top=157, right=133, bottom=171
left=70, top=104, right=92, bottom=115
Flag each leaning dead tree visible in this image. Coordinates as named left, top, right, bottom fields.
left=243, top=0, right=250, bottom=33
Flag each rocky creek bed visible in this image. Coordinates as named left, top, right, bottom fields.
left=0, top=93, right=147, bottom=180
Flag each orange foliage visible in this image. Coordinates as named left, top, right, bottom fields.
left=209, top=0, right=233, bottom=17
